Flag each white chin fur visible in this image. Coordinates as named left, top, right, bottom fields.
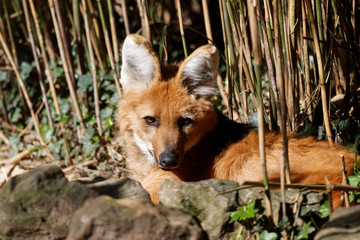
left=132, top=132, right=157, bottom=166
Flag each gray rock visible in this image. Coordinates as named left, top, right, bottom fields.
left=0, top=165, right=98, bottom=239
left=83, top=177, right=150, bottom=201
left=0, top=165, right=152, bottom=239
left=67, top=196, right=205, bottom=240
left=315, top=205, right=360, bottom=240
left=159, top=179, right=327, bottom=239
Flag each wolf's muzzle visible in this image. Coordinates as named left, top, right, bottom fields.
left=159, top=149, right=179, bottom=169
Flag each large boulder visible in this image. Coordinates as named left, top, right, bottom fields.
left=315, top=205, right=360, bottom=240
left=159, top=179, right=327, bottom=239
left=67, top=196, right=205, bottom=240
left=0, top=165, right=150, bottom=239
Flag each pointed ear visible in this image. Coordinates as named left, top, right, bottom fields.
left=177, top=45, right=219, bottom=97
left=120, top=34, right=161, bottom=92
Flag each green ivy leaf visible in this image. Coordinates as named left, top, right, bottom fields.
left=9, top=136, right=20, bottom=147
left=348, top=175, right=360, bottom=186
left=11, top=107, right=21, bottom=122
left=259, top=230, right=278, bottom=240
left=295, top=221, right=314, bottom=240
left=20, top=61, right=35, bottom=80
left=319, top=201, right=329, bottom=218
left=77, top=74, right=92, bottom=93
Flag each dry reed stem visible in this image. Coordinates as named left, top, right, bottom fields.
left=0, top=31, right=45, bottom=146
left=97, top=0, right=122, bottom=97
left=201, top=0, right=213, bottom=42
left=83, top=0, right=103, bottom=137
left=175, top=0, right=188, bottom=57
left=23, top=0, right=73, bottom=163
left=341, top=155, right=350, bottom=207
left=49, top=0, right=87, bottom=131
left=2, top=0, right=18, bottom=66
left=219, top=181, right=360, bottom=194
left=120, top=0, right=130, bottom=35
left=304, top=0, right=333, bottom=144
left=53, top=0, right=75, bottom=84
left=0, top=129, right=9, bottom=145
left=247, top=0, right=273, bottom=222
left=108, top=0, right=123, bottom=96
left=324, top=176, right=334, bottom=214
left=301, top=0, right=313, bottom=122
left=23, top=0, right=54, bottom=130
left=141, top=0, right=152, bottom=43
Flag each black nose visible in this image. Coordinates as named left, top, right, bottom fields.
left=159, top=149, right=179, bottom=168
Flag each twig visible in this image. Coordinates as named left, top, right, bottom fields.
left=341, top=154, right=350, bottom=207
left=0, top=148, right=37, bottom=166
left=0, top=129, right=9, bottom=146
left=324, top=177, right=334, bottom=215
left=218, top=181, right=360, bottom=195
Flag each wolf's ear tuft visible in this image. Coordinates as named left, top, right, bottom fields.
left=178, top=45, right=219, bottom=97
left=120, top=35, right=161, bottom=92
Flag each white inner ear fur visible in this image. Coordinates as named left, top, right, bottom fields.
left=120, top=35, right=159, bottom=92
left=180, top=45, right=219, bottom=96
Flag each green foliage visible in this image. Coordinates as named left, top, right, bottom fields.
left=348, top=159, right=360, bottom=203
left=294, top=222, right=314, bottom=240
left=259, top=230, right=278, bottom=240
left=229, top=198, right=257, bottom=224
left=319, top=201, right=329, bottom=218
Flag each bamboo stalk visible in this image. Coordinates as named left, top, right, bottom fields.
left=120, top=0, right=130, bottom=35
left=201, top=0, right=213, bottom=42
left=97, top=0, right=122, bottom=97
left=82, top=0, right=102, bottom=137
left=73, top=0, right=86, bottom=75
left=247, top=0, right=273, bottom=222
left=301, top=0, right=313, bottom=122
left=53, top=0, right=75, bottom=84
left=29, top=0, right=72, bottom=164
left=0, top=80, right=9, bottom=123
left=108, top=0, right=123, bottom=95
left=305, top=0, right=333, bottom=144
left=273, top=0, right=291, bottom=226
left=175, top=0, right=187, bottom=57
left=23, top=0, right=54, bottom=130
left=78, top=3, right=106, bottom=75
left=2, top=0, right=18, bottom=66
left=340, top=155, right=350, bottom=207
left=48, top=0, right=87, bottom=131
left=315, top=0, right=324, bottom=60
left=217, top=0, right=231, bottom=116
left=0, top=31, right=45, bottom=146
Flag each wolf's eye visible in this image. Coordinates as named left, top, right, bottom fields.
left=144, top=116, right=159, bottom=126
left=178, top=117, right=193, bottom=128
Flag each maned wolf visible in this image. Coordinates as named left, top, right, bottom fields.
left=116, top=34, right=356, bottom=207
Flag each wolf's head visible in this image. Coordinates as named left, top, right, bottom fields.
left=117, top=34, right=219, bottom=170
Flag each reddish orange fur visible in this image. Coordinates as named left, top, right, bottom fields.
left=212, top=131, right=355, bottom=208
left=117, top=34, right=357, bottom=208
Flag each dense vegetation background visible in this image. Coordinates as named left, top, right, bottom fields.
left=0, top=0, right=359, bottom=237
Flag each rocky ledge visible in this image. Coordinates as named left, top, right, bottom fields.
left=0, top=165, right=359, bottom=240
